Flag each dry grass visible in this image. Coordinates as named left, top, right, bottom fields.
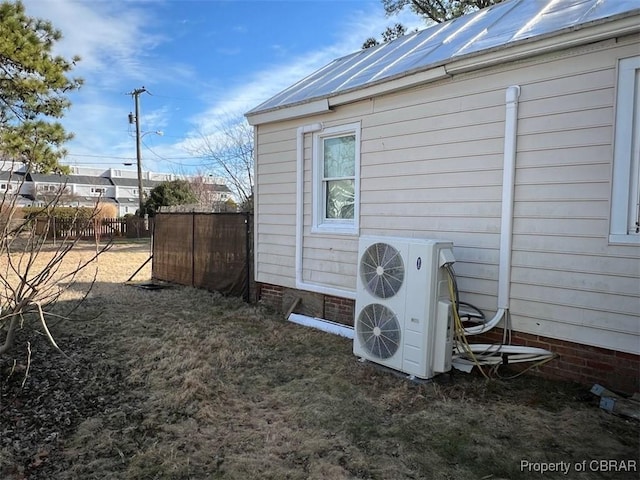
left=1, top=241, right=638, bottom=479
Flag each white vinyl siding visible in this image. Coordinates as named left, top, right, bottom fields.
left=610, top=55, right=640, bottom=244
left=253, top=35, right=640, bottom=353
left=253, top=123, right=299, bottom=287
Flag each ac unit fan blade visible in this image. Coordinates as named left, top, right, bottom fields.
left=359, top=242, right=405, bottom=299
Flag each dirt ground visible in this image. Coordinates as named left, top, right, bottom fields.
left=0, top=241, right=638, bottom=479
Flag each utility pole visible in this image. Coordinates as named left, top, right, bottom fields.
left=128, top=87, right=147, bottom=217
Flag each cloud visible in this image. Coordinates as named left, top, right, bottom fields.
left=19, top=0, right=428, bottom=176
left=23, top=1, right=160, bottom=85
left=187, top=2, right=426, bottom=134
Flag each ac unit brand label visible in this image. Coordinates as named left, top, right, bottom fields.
left=416, top=257, right=422, bottom=270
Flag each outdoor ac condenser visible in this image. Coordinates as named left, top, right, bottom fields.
left=353, top=236, right=455, bottom=379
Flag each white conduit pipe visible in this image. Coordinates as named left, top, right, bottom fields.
left=454, top=343, right=552, bottom=361
left=458, top=86, right=554, bottom=367
left=288, top=124, right=357, bottom=339
left=289, top=313, right=354, bottom=339
left=294, top=123, right=356, bottom=300
left=464, top=85, right=520, bottom=336
left=295, top=123, right=323, bottom=293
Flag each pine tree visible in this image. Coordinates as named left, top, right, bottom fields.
left=144, top=180, right=198, bottom=216
left=0, top=1, right=82, bottom=173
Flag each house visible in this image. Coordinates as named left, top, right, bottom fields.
left=0, top=171, right=31, bottom=207
left=245, top=0, right=640, bottom=393
left=27, top=173, right=116, bottom=209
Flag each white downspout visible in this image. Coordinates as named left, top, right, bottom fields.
left=295, top=123, right=322, bottom=289
left=294, top=123, right=357, bottom=299
left=464, top=85, right=520, bottom=336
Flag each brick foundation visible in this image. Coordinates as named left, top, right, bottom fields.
left=257, top=283, right=283, bottom=310
left=323, top=295, right=355, bottom=326
left=257, top=283, right=355, bottom=325
left=476, top=329, right=640, bottom=394
left=257, top=282, right=639, bottom=394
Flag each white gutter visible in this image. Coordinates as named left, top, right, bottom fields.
left=464, top=85, right=520, bottom=336
left=295, top=123, right=357, bottom=300
left=247, top=99, right=330, bottom=126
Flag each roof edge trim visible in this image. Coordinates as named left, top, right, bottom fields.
left=246, top=98, right=330, bottom=126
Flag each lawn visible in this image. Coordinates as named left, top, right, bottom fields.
left=1, top=241, right=638, bottom=479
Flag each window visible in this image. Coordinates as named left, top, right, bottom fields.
left=611, top=56, right=640, bottom=244
left=312, top=123, right=360, bottom=234
left=91, top=187, right=106, bottom=194
left=1, top=184, right=5, bottom=190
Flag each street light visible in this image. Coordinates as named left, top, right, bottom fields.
left=133, top=125, right=163, bottom=217
left=135, top=129, right=163, bottom=217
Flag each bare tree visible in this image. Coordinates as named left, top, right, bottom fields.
left=187, top=174, right=238, bottom=212
left=187, top=116, right=254, bottom=211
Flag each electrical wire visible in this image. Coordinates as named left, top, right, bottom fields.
left=445, top=264, right=490, bottom=379
left=443, top=262, right=556, bottom=377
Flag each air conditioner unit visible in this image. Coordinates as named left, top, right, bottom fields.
left=353, top=235, right=455, bottom=379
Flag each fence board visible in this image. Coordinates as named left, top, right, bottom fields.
left=153, top=214, right=194, bottom=286
left=152, top=212, right=254, bottom=300
left=33, top=216, right=151, bottom=240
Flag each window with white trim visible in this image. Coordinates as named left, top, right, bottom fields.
left=312, top=123, right=360, bottom=234
left=611, top=56, right=640, bottom=244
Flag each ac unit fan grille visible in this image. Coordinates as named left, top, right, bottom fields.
left=357, top=303, right=401, bottom=359
left=360, top=242, right=405, bottom=299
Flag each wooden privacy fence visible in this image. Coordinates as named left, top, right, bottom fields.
left=34, top=216, right=154, bottom=239
left=152, top=212, right=254, bottom=301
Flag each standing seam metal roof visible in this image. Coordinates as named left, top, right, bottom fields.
left=246, top=0, right=640, bottom=116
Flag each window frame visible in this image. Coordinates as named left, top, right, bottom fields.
left=610, top=55, right=640, bottom=244
left=311, top=123, right=360, bottom=235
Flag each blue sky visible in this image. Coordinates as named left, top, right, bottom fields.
left=21, top=0, right=425, bottom=175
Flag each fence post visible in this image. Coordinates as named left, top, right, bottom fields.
left=192, top=212, right=196, bottom=287
left=244, top=211, right=251, bottom=303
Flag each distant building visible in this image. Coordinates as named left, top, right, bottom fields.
left=0, top=163, right=233, bottom=216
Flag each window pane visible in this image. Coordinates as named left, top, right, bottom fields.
left=325, top=179, right=354, bottom=219
left=324, top=135, right=355, bottom=177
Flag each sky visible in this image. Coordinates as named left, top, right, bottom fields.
left=20, top=0, right=426, bottom=176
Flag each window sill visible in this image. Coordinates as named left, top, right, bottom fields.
left=311, top=224, right=359, bottom=236
left=608, top=234, right=640, bottom=245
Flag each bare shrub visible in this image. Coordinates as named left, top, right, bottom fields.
left=0, top=176, right=111, bottom=357
left=95, top=201, right=118, bottom=219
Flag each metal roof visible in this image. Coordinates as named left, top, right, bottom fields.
left=247, top=0, right=640, bottom=117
